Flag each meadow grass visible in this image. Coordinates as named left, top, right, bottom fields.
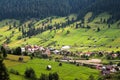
left=6, top=58, right=99, bottom=80
left=0, top=13, right=120, bottom=52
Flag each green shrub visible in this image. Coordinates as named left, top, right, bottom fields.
left=24, top=68, right=36, bottom=80
left=10, top=69, right=20, bottom=75
left=39, top=72, right=59, bottom=80
left=39, top=73, right=49, bottom=80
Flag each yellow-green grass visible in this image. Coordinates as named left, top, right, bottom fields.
left=4, top=54, right=30, bottom=68
left=92, top=12, right=111, bottom=23
left=35, top=24, right=120, bottom=52
left=4, top=60, right=23, bottom=67
left=5, top=54, right=30, bottom=62
left=10, top=74, right=28, bottom=80
left=8, top=39, right=25, bottom=48
left=0, top=12, right=120, bottom=52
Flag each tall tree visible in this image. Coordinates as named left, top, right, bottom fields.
left=0, top=59, right=9, bottom=80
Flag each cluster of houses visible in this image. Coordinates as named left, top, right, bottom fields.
left=96, top=64, right=120, bottom=75
left=21, top=45, right=51, bottom=56
left=20, top=45, right=120, bottom=75
left=21, top=45, right=71, bottom=56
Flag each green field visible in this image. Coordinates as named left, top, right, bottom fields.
left=5, top=58, right=99, bottom=80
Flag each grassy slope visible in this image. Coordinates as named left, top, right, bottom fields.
left=39, top=13, right=120, bottom=52
left=5, top=58, right=99, bottom=80
left=0, top=13, right=120, bottom=52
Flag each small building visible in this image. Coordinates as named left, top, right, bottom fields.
left=53, top=50, right=60, bottom=54
left=43, top=48, right=51, bottom=56
left=21, top=47, right=25, bottom=52
left=61, top=46, right=70, bottom=51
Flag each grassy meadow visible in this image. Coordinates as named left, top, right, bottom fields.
left=0, top=13, right=120, bottom=52
left=4, top=55, right=99, bottom=80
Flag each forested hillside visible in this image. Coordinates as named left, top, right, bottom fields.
left=0, top=0, right=120, bottom=21
left=0, top=0, right=96, bottom=20
left=78, top=0, right=120, bottom=21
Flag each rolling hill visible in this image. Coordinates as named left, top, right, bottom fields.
left=0, top=0, right=120, bottom=52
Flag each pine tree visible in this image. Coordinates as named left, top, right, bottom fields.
left=1, top=46, right=7, bottom=58
left=0, top=59, right=9, bottom=80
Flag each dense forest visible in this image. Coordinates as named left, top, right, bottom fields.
left=0, top=0, right=96, bottom=20
left=78, top=0, right=120, bottom=21
left=0, top=0, right=120, bottom=20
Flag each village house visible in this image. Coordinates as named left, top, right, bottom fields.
left=23, top=45, right=51, bottom=56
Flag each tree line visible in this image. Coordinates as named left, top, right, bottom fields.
left=0, top=0, right=95, bottom=20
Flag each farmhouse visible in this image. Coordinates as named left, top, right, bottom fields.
left=22, top=45, right=51, bottom=56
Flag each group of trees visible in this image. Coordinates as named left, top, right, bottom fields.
left=21, top=18, right=76, bottom=37
left=78, top=0, right=120, bottom=22
left=24, top=67, right=59, bottom=80
left=0, top=0, right=119, bottom=24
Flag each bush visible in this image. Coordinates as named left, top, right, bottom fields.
left=24, top=68, right=36, bottom=80
left=109, top=61, right=113, bottom=65
left=41, top=54, right=48, bottom=59
left=59, top=63, right=62, bottom=66
left=106, top=54, right=113, bottom=60
left=10, top=69, right=20, bottom=75
left=76, top=63, right=79, bottom=66
left=13, top=47, right=22, bottom=55
left=51, top=72, right=59, bottom=80
left=39, top=73, right=49, bottom=80
left=49, top=72, right=59, bottom=80
left=18, top=57, right=23, bottom=62
left=39, top=72, right=59, bottom=80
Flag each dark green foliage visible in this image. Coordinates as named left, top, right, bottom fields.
left=86, top=25, right=91, bottom=29
left=0, top=0, right=119, bottom=22
left=18, top=57, right=23, bottom=62
left=10, top=69, right=20, bottom=75
left=13, top=47, right=22, bottom=55
left=1, top=46, right=7, bottom=58
left=106, top=54, right=113, bottom=60
left=24, top=68, right=36, bottom=80
left=97, top=27, right=100, bottom=32
left=17, top=36, right=22, bottom=40
left=0, top=60, right=9, bottom=80
left=0, top=0, right=95, bottom=20
left=39, top=72, right=59, bottom=80
left=41, top=54, right=48, bottom=59
left=66, top=30, right=70, bottom=34
left=109, top=61, right=113, bottom=65
left=59, top=63, right=62, bottom=66
left=8, top=25, right=12, bottom=30
left=108, top=24, right=111, bottom=28
left=117, top=62, right=120, bottom=66
left=39, top=73, right=49, bottom=80
left=51, top=72, right=59, bottom=80
left=78, top=0, right=120, bottom=21
left=5, top=37, right=11, bottom=44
